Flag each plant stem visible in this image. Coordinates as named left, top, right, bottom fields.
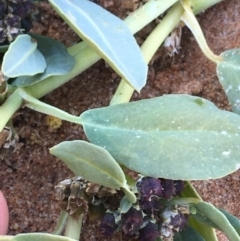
left=181, top=0, right=222, bottom=64
left=140, top=2, right=184, bottom=64
left=110, top=2, right=184, bottom=105
left=0, top=0, right=226, bottom=131
left=64, top=213, right=83, bottom=240
left=0, top=236, right=13, bottom=241
left=0, top=0, right=182, bottom=131
left=18, top=89, right=82, bottom=125
left=124, top=0, right=178, bottom=33
left=181, top=182, right=218, bottom=241
left=190, top=0, right=224, bottom=14
left=25, top=45, right=101, bottom=99
left=67, top=41, right=88, bottom=56
left=0, top=89, right=23, bottom=131
left=52, top=210, right=68, bottom=235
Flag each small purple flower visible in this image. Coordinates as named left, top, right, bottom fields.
left=139, top=195, right=162, bottom=212
left=5, top=14, right=21, bottom=28
left=121, top=207, right=143, bottom=235
left=139, top=222, right=160, bottom=241
left=160, top=179, right=174, bottom=199
left=100, top=212, right=118, bottom=236
left=161, top=206, right=189, bottom=233
left=0, top=0, right=6, bottom=16
left=137, top=177, right=162, bottom=199
left=174, top=180, right=185, bottom=196
left=170, top=212, right=188, bottom=231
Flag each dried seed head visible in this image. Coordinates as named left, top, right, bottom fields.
left=55, top=176, right=90, bottom=215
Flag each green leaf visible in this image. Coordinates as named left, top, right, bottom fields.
left=192, top=202, right=240, bottom=241
left=181, top=182, right=217, bottom=241
left=48, top=0, right=147, bottom=91
left=219, top=209, right=240, bottom=236
left=50, top=140, right=127, bottom=189
left=217, top=48, right=240, bottom=114
left=191, top=209, right=220, bottom=230
left=119, top=196, right=132, bottom=213
left=11, top=33, right=75, bottom=87
left=188, top=216, right=217, bottom=241
left=12, top=233, right=77, bottom=241
left=174, top=225, right=205, bottom=241
left=0, top=44, right=8, bottom=53
left=80, top=94, right=240, bottom=180
left=2, top=35, right=46, bottom=78
left=192, top=207, right=240, bottom=236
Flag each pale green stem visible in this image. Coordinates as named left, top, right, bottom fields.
left=0, top=0, right=181, bottom=131
left=25, top=45, right=101, bottom=99
left=109, top=79, right=134, bottom=105
left=0, top=0, right=225, bottom=131
left=167, top=197, right=201, bottom=205
left=64, top=214, right=83, bottom=240
left=181, top=0, right=222, bottom=64
left=110, top=2, right=184, bottom=105
left=141, top=2, right=184, bottom=64
left=18, top=89, right=82, bottom=125
left=0, top=42, right=96, bottom=131
left=121, top=182, right=137, bottom=203
left=67, top=41, right=88, bottom=56
left=26, top=0, right=178, bottom=100
left=124, top=0, right=178, bottom=33
left=200, top=202, right=240, bottom=241
left=52, top=210, right=68, bottom=235
left=182, top=181, right=218, bottom=241
left=181, top=181, right=202, bottom=200
left=0, top=89, right=23, bottom=131
left=190, top=0, right=224, bottom=15
left=0, top=236, right=13, bottom=241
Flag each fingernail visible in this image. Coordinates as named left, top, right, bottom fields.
left=0, top=190, right=9, bottom=235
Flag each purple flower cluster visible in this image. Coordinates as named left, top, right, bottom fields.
left=0, top=0, right=35, bottom=43
left=100, top=176, right=189, bottom=241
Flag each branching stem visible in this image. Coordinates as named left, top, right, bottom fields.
left=110, top=2, right=184, bottom=105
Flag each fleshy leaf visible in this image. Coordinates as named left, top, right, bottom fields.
left=218, top=209, right=240, bottom=236
left=50, top=140, right=126, bottom=189
left=174, top=225, right=205, bottom=241
left=190, top=208, right=220, bottom=230
left=217, top=48, right=240, bottom=114
left=80, top=94, right=240, bottom=180
left=11, top=33, right=75, bottom=87
left=2, top=35, right=46, bottom=78
left=119, top=196, right=133, bottom=214
left=178, top=182, right=217, bottom=241
left=48, top=0, right=147, bottom=91
left=12, top=233, right=77, bottom=241
left=191, top=207, right=240, bottom=236
left=192, top=202, right=240, bottom=241
left=188, top=216, right=217, bottom=241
